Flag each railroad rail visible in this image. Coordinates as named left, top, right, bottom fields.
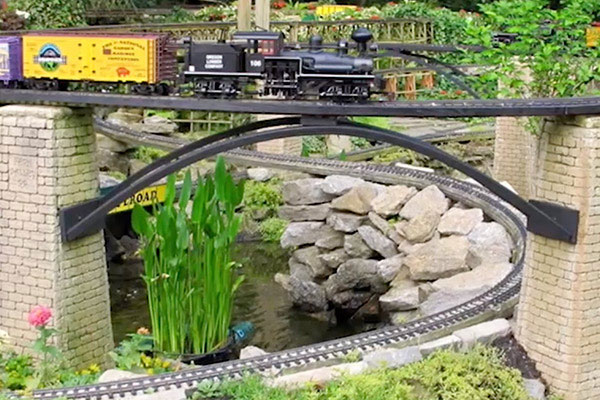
left=3, top=90, right=600, bottom=117
left=35, top=147, right=527, bottom=400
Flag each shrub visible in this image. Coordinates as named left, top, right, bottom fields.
left=12, top=0, right=86, bottom=29
left=243, top=179, right=284, bottom=217
left=132, top=157, right=245, bottom=355
left=259, top=217, right=289, bottom=242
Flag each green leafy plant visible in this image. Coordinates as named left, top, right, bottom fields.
left=301, top=136, right=327, bottom=156
left=12, top=0, right=86, bottom=28
left=133, top=147, right=169, bottom=164
left=109, top=333, right=154, bottom=372
left=242, top=179, right=284, bottom=219
left=132, top=157, right=245, bottom=355
left=0, top=353, right=34, bottom=391
left=258, top=217, right=289, bottom=243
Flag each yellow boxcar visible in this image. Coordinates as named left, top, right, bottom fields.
left=587, top=26, right=600, bottom=47
left=22, top=34, right=163, bottom=83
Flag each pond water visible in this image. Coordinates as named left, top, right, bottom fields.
left=110, top=242, right=366, bottom=352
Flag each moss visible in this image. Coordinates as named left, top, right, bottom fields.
left=258, top=218, right=289, bottom=243
left=242, top=179, right=284, bottom=217
left=132, top=147, right=169, bottom=164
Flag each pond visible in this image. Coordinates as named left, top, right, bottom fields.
left=109, top=241, right=366, bottom=352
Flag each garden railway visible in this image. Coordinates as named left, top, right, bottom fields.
left=36, top=149, right=527, bottom=400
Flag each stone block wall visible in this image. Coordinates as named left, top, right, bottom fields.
left=493, top=117, right=539, bottom=199
left=0, top=105, right=113, bottom=369
left=516, top=116, right=600, bottom=400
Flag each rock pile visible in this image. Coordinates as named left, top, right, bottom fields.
left=276, top=175, right=515, bottom=324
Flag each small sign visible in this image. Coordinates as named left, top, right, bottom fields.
left=109, top=184, right=166, bottom=214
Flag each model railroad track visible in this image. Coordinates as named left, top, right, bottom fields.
left=30, top=120, right=526, bottom=400
left=3, top=89, right=600, bottom=117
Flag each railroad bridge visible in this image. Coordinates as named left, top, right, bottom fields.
left=0, top=92, right=600, bottom=399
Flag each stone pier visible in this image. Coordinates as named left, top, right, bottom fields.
left=0, top=105, right=113, bottom=369
left=516, top=116, right=600, bottom=399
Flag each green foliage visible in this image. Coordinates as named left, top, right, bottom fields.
left=467, top=0, right=600, bottom=99
left=133, top=147, right=169, bottom=164
left=350, top=116, right=392, bottom=130
left=110, top=334, right=173, bottom=375
left=259, top=217, right=289, bottom=243
left=132, top=157, right=245, bottom=355
left=350, top=137, right=372, bottom=150
left=0, top=353, right=34, bottom=391
left=242, top=179, right=284, bottom=218
left=29, top=326, right=62, bottom=389
left=145, top=109, right=178, bottom=120
left=12, top=0, right=86, bottom=29
left=190, top=345, right=533, bottom=400
left=301, top=136, right=327, bottom=156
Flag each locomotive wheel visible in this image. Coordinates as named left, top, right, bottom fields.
left=131, top=84, right=153, bottom=96
left=154, top=83, right=171, bottom=96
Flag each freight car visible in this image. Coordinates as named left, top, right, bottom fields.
left=0, top=28, right=382, bottom=101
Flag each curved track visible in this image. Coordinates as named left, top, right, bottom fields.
left=3, top=89, right=600, bottom=117
left=33, top=121, right=527, bottom=399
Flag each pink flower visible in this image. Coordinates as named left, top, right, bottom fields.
left=28, top=306, right=52, bottom=328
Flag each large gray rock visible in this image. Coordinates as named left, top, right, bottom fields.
left=523, top=379, right=546, bottom=400
left=376, top=254, right=406, bottom=283
left=379, top=286, right=424, bottom=312
left=331, top=184, right=378, bottom=215
left=432, top=262, right=513, bottom=292
left=274, top=273, right=291, bottom=291
left=96, top=134, right=132, bottom=153
left=321, top=175, right=365, bottom=196
left=400, top=211, right=440, bottom=243
left=279, top=204, right=330, bottom=222
left=344, top=233, right=375, bottom=259
left=97, top=149, right=130, bottom=175
left=315, top=228, right=345, bottom=250
left=288, top=258, right=314, bottom=281
left=405, top=236, right=469, bottom=280
left=363, top=346, right=422, bottom=369
left=247, top=168, right=273, bottom=182
left=358, top=226, right=398, bottom=258
left=437, top=207, right=483, bottom=236
left=370, top=185, right=417, bottom=217
left=324, top=259, right=384, bottom=297
left=419, top=287, right=488, bottom=316
left=292, top=246, right=331, bottom=278
left=134, top=115, right=177, bottom=135
left=467, top=222, right=513, bottom=268
left=106, top=111, right=142, bottom=126
left=289, top=275, right=328, bottom=312
left=280, top=222, right=324, bottom=248
left=418, top=335, right=462, bottom=356
left=399, top=185, right=450, bottom=220
left=331, top=290, right=372, bottom=311
left=453, top=319, right=511, bottom=349
left=283, top=178, right=334, bottom=205
left=318, top=248, right=349, bottom=270
left=367, top=212, right=404, bottom=245
left=326, top=212, right=365, bottom=233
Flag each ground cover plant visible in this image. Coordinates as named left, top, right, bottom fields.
left=132, top=157, right=245, bottom=355
left=188, top=345, right=541, bottom=400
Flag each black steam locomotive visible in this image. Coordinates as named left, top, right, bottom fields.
left=183, top=28, right=381, bottom=101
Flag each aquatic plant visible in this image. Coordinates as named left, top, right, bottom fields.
left=132, top=157, right=245, bottom=355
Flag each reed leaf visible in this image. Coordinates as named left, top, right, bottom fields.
left=132, top=157, right=245, bottom=355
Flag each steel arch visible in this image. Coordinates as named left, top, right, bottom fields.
left=60, top=118, right=578, bottom=243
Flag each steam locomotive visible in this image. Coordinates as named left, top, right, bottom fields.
left=184, top=28, right=381, bottom=101
left=0, top=28, right=382, bottom=102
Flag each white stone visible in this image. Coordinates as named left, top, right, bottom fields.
left=399, top=185, right=449, bottom=220
left=419, top=288, right=488, bottom=316
left=523, top=379, right=546, bottom=400
left=280, top=222, right=324, bottom=248
left=327, top=212, right=365, bottom=233
left=437, top=207, right=483, bottom=236
left=247, top=168, right=273, bottom=182
left=379, top=286, right=424, bottom=312
left=322, top=175, right=366, bottom=195
left=401, top=210, right=440, bottom=243
left=418, top=335, right=462, bottom=356
left=467, top=222, right=513, bottom=268
left=240, top=346, right=269, bottom=359
left=279, top=204, right=331, bottom=222
left=432, top=262, right=513, bottom=292
left=283, top=178, right=334, bottom=205
left=363, top=346, right=422, bottom=369
left=370, top=185, right=417, bottom=217
left=453, top=319, right=511, bottom=350
left=98, top=369, right=146, bottom=383
left=270, top=362, right=368, bottom=388
left=405, top=236, right=469, bottom=280
left=331, top=184, right=378, bottom=215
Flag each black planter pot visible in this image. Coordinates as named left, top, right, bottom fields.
left=179, top=342, right=235, bottom=366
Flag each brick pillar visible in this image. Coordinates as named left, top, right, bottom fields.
left=0, top=105, right=113, bottom=369
left=516, top=116, right=600, bottom=399
left=493, top=117, right=539, bottom=199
